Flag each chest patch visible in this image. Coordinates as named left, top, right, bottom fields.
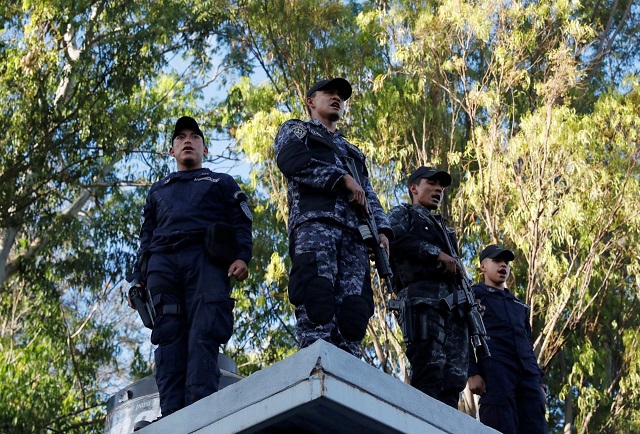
left=194, top=176, right=219, bottom=183
left=513, top=299, right=530, bottom=310
left=309, top=128, right=323, bottom=138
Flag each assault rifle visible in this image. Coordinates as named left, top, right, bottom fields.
left=342, top=156, right=394, bottom=295
left=456, top=257, right=491, bottom=361
left=439, top=222, right=491, bottom=362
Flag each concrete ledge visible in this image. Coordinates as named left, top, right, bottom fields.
left=144, top=340, right=497, bottom=433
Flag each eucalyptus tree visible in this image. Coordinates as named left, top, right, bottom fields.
left=223, top=1, right=640, bottom=433
left=10, top=0, right=624, bottom=431
left=0, top=1, right=245, bottom=431
left=373, top=0, right=640, bottom=432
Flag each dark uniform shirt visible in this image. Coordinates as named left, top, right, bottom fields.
left=128, top=168, right=252, bottom=283
left=469, top=283, right=542, bottom=377
left=273, top=118, right=391, bottom=236
left=388, top=204, right=458, bottom=298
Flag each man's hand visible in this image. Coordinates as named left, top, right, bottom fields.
left=468, top=375, right=486, bottom=395
left=228, top=259, right=248, bottom=281
left=342, top=174, right=367, bottom=211
left=379, top=233, right=390, bottom=258
left=437, top=251, right=462, bottom=275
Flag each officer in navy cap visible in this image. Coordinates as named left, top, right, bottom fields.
left=127, top=116, right=252, bottom=429
left=387, top=165, right=468, bottom=408
left=468, top=244, right=548, bottom=434
left=273, top=78, right=392, bottom=357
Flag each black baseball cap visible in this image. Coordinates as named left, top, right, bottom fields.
left=172, top=116, right=204, bottom=142
left=306, top=78, right=352, bottom=100
left=479, top=245, right=515, bottom=263
left=407, top=166, right=452, bottom=187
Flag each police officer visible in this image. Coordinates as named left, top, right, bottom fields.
left=387, top=166, right=468, bottom=408
left=127, top=116, right=252, bottom=426
left=468, top=245, right=548, bottom=434
left=273, top=78, right=392, bottom=357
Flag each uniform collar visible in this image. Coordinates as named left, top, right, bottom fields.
left=174, top=168, right=210, bottom=177
left=478, top=282, right=512, bottom=295
left=411, top=203, right=432, bottom=214
left=309, top=118, right=344, bottom=137
left=411, top=204, right=442, bottom=221
left=163, top=168, right=211, bottom=182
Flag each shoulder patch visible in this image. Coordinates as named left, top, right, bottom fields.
left=240, top=201, right=253, bottom=221
left=290, top=123, right=307, bottom=140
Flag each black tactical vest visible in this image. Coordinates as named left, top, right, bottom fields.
left=392, top=204, right=459, bottom=294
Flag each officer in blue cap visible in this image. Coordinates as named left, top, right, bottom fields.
left=273, top=78, right=392, bottom=357
left=468, top=245, right=548, bottom=434
left=128, top=116, right=252, bottom=429
left=388, top=166, right=468, bottom=408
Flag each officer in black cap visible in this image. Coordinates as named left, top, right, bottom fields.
left=127, top=116, right=252, bottom=428
left=387, top=166, right=469, bottom=408
left=273, top=78, right=392, bottom=357
left=468, top=245, right=548, bottom=434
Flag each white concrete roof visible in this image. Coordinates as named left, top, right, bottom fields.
left=141, top=340, right=497, bottom=433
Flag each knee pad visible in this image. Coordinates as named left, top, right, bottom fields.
left=337, top=295, right=373, bottom=341
left=304, top=276, right=336, bottom=325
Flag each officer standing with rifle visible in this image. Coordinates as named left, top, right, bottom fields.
left=388, top=166, right=489, bottom=408
left=274, top=77, right=392, bottom=357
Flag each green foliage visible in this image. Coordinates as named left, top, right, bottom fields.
left=0, top=0, right=238, bottom=431
left=0, top=281, right=118, bottom=432
left=130, top=347, right=154, bottom=381
left=455, top=78, right=640, bottom=431
left=224, top=1, right=640, bottom=432
left=2, top=0, right=639, bottom=432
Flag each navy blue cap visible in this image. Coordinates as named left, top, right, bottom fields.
left=172, top=116, right=204, bottom=142
left=407, top=166, right=451, bottom=187
left=480, top=245, right=515, bottom=263
left=306, top=78, right=352, bottom=100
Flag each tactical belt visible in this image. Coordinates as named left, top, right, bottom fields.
left=404, top=296, right=441, bottom=308
left=401, top=290, right=467, bottom=311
